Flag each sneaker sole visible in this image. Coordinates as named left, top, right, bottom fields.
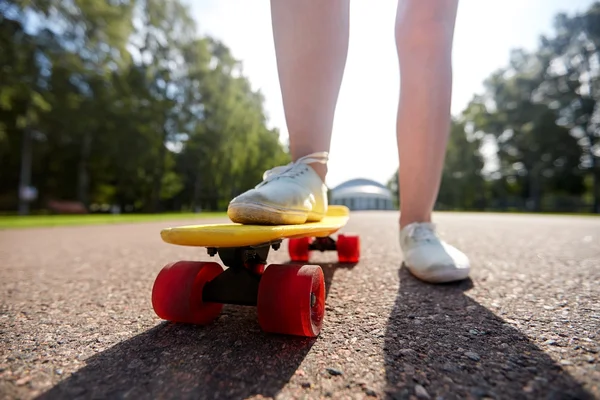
left=228, top=203, right=310, bottom=225
left=406, top=264, right=470, bottom=284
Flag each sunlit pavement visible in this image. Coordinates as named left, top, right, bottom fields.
left=1, top=211, right=599, bottom=399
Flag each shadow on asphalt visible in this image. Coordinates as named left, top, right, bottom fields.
left=37, top=262, right=355, bottom=400
left=383, top=265, right=593, bottom=400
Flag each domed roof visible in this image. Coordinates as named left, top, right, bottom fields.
left=330, top=178, right=392, bottom=199
left=332, top=178, right=388, bottom=191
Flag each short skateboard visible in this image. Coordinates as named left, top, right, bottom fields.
left=151, top=205, right=360, bottom=337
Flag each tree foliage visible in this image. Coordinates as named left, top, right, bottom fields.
left=0, top=0, right=288, bottom=212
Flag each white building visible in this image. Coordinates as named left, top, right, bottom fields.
left=330, top=178, right=395, bottom=211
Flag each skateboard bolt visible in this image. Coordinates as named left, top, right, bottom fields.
left=311, top=293, right=316, bottom=308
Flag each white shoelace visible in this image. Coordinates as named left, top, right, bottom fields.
left=260, top=151, right=329, bottom=184
left=404, top=222, right=437, bottom=244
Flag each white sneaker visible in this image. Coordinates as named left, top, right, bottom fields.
left=227, top=152, right=329, bottom=225
left=399, top=222, right=470, bottom=283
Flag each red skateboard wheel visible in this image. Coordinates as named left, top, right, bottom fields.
left=288, top=237, right=311, bottom=262
left=337, top=234, right=360, bottom=263
left=257, top=264, right=325, bottom=337
left=152, top=261, right=223, bottom=325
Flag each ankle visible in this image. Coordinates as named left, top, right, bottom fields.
left=308, top=162, right=328, bottom=182
left=400, top=213, right=431, bottom=229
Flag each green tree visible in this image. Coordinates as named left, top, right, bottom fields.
left=536, top=3, right=600, bottom=211
left=462, top=47, right=585, bottom=211
left=436, top=119, right=486, bottom=210
left=1, top=0, right=289, bottom=213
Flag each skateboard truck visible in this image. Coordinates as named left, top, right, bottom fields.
left=201, top=241, right=282, bottom=307
left=205, top=241, right=281, bottom=257
left=308, top=236, right=336, bottom=252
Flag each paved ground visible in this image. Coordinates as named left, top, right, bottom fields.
left=1, top=211, right=599, bottom=400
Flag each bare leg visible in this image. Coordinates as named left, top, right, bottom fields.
left=227, top=0, right=349, bottom=224
left=270, top=0, right=350, bottom=181
left=395, top=0, right=459, bottom=228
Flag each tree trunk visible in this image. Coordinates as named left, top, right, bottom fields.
left=209, top=196, right=218, bottom=211
left=530, top=167, right=542, bottom=212
left=526, top=152, right=542, bottom=212
left=584, top=59, right=599, bottom=213
left=77, top=131, right=92, bottom=208
left=192, top=170, right=202, bottom=212
left=18, top=129, right=32, bottom=215
left=479, top=175, right=487, bottom=210
left=150, top=128, right=168, bottom=213
left=591, top=150, right=599, bottom=214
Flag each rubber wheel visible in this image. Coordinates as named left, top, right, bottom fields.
left=152, top=261, right=224, bottom=324
left=337, top=234, right=360, bottom=263
left=288, top=237, right=311, bottom=262
left=257, top=264, right=325, bottom=337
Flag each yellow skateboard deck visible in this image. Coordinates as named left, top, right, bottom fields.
left=161, top=205, right=350, bottom=248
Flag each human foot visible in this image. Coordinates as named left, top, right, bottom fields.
left=399, top=222, right=470, bottom=283
left=227, top=152, right=329, bottom=225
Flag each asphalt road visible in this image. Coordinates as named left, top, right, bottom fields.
left=1, top=211, right=599, bottom=400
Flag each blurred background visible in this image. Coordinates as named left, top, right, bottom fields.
left=1, top=0, right=599, bottom=217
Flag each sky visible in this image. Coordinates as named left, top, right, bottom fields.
left=188, top=0, right=596, bottom=189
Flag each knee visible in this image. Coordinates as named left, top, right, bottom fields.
left=395, top=0, right=458, bottom=57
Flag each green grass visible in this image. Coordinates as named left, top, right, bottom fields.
left=0, top=212, right=227, bottom=229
